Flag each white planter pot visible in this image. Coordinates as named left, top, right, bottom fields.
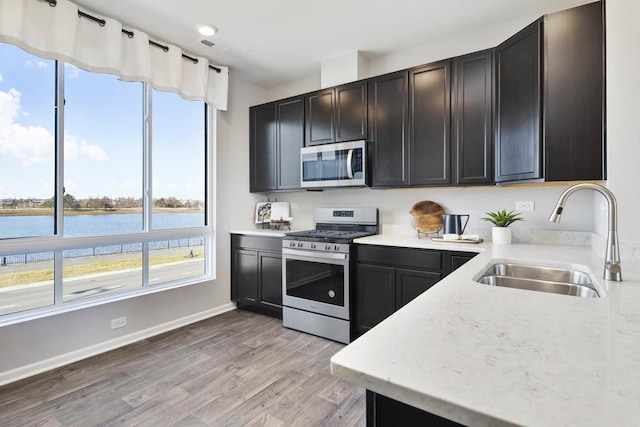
left=492, top=227, right=512, bottom=245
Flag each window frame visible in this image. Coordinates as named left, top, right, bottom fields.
left=0, top=56, right=215, bottom=327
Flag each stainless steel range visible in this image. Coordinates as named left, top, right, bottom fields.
left=282, top=207, right=378, bottom=343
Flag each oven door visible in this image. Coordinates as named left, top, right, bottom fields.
left=282, top=247, right=350, bottom=320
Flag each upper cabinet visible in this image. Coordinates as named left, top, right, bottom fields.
left=250, top=1, right=604, bottom=191
left=368, top=71, right=409, bottom=187
left=304, top=81, right=368, bottom=146
left=453, top=49, right=494, bottom=185
left=249, top=96, right=304, bottom=193
left=496, top=2, right=605, bottom=183
left=409, top=60, right=452, bottom=186
left=544, top=1, right=605, bottom=181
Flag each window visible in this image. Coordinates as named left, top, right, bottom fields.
left=64, top=66, right=144, bottom=235
left=0, top=44, right=55, bottom=239
left=0, top=42, right=213, bottom=323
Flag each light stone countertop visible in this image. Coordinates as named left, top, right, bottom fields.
left=229, top=229, right=289, bottom=238
left=331, top=236, right=640, bottom=427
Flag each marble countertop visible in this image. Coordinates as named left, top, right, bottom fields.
left=331, top=239, right=640, bottom=426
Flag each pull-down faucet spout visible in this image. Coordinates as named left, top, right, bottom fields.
left=549, top=183, right=621, bottom=281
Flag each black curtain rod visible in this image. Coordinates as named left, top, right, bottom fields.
left=44, top=0, right=222, bottom=73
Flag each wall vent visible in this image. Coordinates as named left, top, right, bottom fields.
left=200, top=39, right=215, bottom=47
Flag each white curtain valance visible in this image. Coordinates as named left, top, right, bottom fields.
left=0, top=0, right=228, bottom=110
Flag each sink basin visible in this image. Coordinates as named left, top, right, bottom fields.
left=475, top=262, right=600, bottom=298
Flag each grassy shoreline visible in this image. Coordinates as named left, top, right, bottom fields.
left=0, top=208, right=204, bottom=216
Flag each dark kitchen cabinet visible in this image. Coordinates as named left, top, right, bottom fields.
left=495, top=20, right=542, bottom=182
left=449, top=252, right=476, bottom=273
left=368, top=71, right=410, bottom=187
left=231, top=234, right=283, bottom=318
left=543, top=1, right=605, bottom=181
left=453, top=49, right=494, bottom=185
left=355, top=245, right=445, bottom=336
left=409, top=60, right=452, bottom=186
left=496, top=2, right=605, bottom=183
left=304, top=81, right=367, bottom=146
left=356, top=264, right=396, bottom=335
left=355, top=245, right=478, bottom=337
left=249, top=103, right=277, bottom=192
left=249, top=96, right=304, bottom=192
left=367, top=391, right=464, bottom=427
left=396, top=268, right=442, bottom=308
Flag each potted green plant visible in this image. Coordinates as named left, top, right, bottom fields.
left=482, top=209, right=523, bottom=244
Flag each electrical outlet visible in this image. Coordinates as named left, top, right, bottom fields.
left=291, top=203, right=299, bottom=210
left=515, top=201, right=535, bottom=211
left=111, top=316, right=127, bottom=329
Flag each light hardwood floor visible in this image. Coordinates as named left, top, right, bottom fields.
left=0, top=310, right=365, bottom=426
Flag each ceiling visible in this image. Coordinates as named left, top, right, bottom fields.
left=71, top=0, right=591, bottom=89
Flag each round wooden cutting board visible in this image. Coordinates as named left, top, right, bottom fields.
left=409, top=200, right=445, bottom=234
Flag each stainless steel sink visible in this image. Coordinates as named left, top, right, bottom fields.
left=475, top=262, right=600, bottom=298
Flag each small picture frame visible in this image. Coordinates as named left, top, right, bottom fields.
left=255, top=202, right=272, bottom=224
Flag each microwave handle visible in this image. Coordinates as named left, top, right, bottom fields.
left=346, top=149, right=354, bottom=179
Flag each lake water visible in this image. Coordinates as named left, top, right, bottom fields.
left=0, top=213, right=205, bottom=265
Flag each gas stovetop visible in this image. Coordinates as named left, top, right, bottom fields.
left=284, top=229, right=375, bottom=244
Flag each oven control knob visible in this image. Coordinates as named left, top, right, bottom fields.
left=325, top=244, right=331, bottom=250
left=334, top=245, right=340, bottom=251
left=311, top=243, right=316, bottom=249
left=328, top=290, right=336, bottom=298
left=289, top=242, right=296, bottom=247
left=297, top=242, right=303, bottom=248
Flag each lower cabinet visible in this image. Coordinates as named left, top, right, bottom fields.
left=355, top=245, right=476, bottom=337
left=366, top=390, right=465, bottom=426
left=231, top=234, right=282, bottom=318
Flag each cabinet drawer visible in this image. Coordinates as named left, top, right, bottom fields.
left=357, top=245, right=442, bottom=271
left=232, top=234, right=282, bottom=252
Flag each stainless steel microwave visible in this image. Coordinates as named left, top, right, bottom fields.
left=300, top=140, right=367, bottom=188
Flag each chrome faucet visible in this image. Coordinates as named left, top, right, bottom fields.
left=549, top=183, right=621, bottom=281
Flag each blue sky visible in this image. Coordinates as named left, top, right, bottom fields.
left=0, top=42, right=205, bottom=201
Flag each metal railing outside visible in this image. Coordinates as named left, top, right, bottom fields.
left=0, top=239, right=204, bottom=267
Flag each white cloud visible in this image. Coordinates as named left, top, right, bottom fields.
left=0, top=87, right=107, bottom=165
left=64, top=133, right=107, bottom=161
left=0, top=88, right=53, bottom=165
left=64, top=63, right=80, bottom=79
left=36, top=61, right=48, bottom=70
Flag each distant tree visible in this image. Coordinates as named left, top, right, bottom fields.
left=166, top=197, right=183, bottom=208
left=63, top=193, right=79, bottom=209
left=154, top=198, right=167, bottom=208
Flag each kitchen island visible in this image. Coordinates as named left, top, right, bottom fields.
left=331, top=236, right=640, bottom=426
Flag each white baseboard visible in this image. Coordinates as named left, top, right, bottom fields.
left=0, top=303, right=236, bottom=387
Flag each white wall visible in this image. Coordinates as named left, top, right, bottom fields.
left=605, top=0, right=640, bottom=243
left=0, top=70, right=267, bottom=382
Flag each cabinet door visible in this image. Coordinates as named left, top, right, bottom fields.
left=449, top=253, right=476, bottom=274
left=259, top=252, right=283, bottom=309
left=409, top=60, right=451, bottom=186
left=495, top=20, right=542, bottom=183
left=249, top=103, right=277, bottom=192
left=356, top=264, right=396, bottom=335
left=232, top=249, right=258, bottom=304
left=335, top=81, right=367, bottom=142
left=276, top=97, right=304, bottom=189
left=544, top=2, right=604, bottom=181
left=396, top=268, right=441, bottom=309
left=368, top=71, right=409, bottom=187
left=305, top=88, right=335, bottom=146
left=453, top=50, right=493, bottom=185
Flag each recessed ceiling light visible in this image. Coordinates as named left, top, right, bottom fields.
left=198, top=25, right=218, bottom=37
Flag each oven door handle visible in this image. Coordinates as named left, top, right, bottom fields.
left=283, top=248, right=348, bottom=261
